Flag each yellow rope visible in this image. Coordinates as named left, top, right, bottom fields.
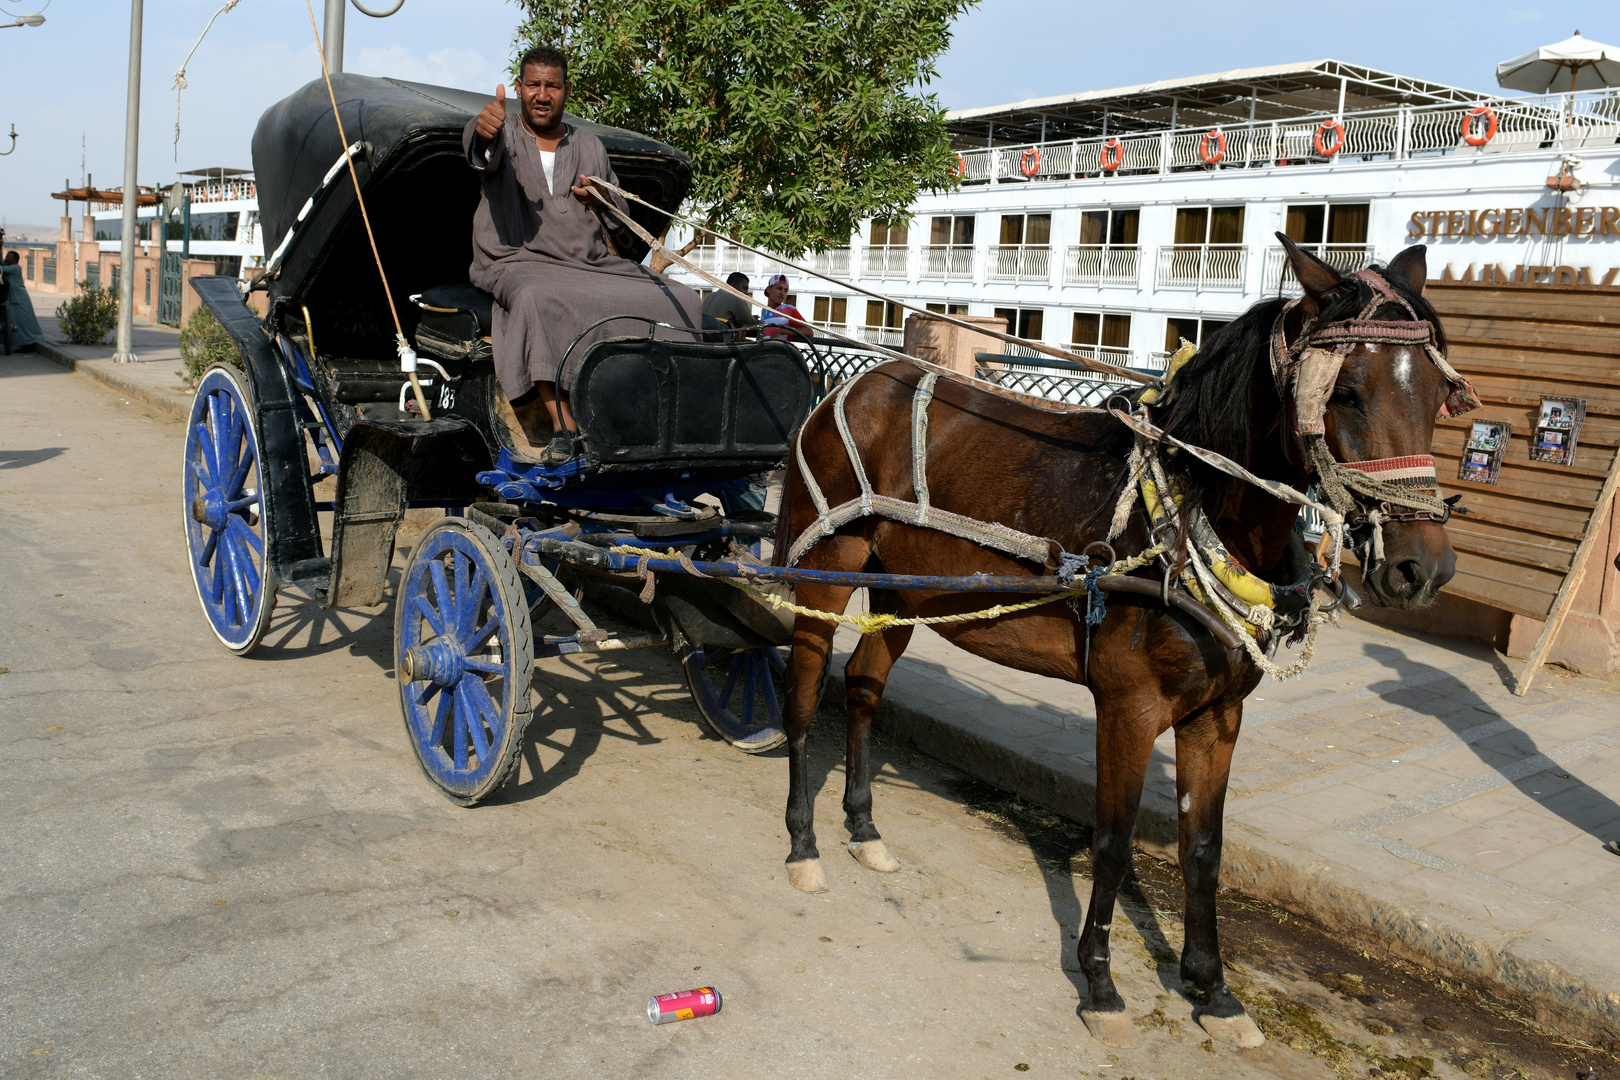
left=607, top=544, right=1165, bottom=635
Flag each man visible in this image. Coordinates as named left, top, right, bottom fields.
left=466, top=46, right=701, bottom=463
left=700, top=271, right=756, bottom=339
left=759, top=274, right=811, bottom=340
left=1, top=251, right=43, bottom=351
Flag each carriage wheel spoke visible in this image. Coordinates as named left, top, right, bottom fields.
left=455, top=682, right=492, bottom=765
left=761, top=659, right=783, bottom=726
left=208, top=542, right=226, bottom=604
left=428, top=686, right=451, bottom=748
left=463, top=565, right=488, bottom=638
left=740, top=659, right=758, bottom=726
left=195, top=422, right=219, bottom=482
left=197, top=526, right=219, bottom=571
left=451, top=551, right=472, bottom=635
left=207, top=393, right=230, bottom=483
left=451, top=688, right=469, bottom=770
left=427, top=558, right=453, bottom=636
left=717, top=652, right=743, bottom=710
left=465, top=613, right=501, bottom=655
left=415, top=680, right=441, bottom=708
left=462, top=656, right=505, bottom=674
left=413, top=592, right=445, bottom=639
left=227, top=514, right=263, bottom=557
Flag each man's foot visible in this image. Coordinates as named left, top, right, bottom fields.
left=541, top=430, right=576, bottom=465
left=1605, top=840, right=1620, bottom=857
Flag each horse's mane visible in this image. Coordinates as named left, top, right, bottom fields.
left=1150, top=261, right=1445, bottom=522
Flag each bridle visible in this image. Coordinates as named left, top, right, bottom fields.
left=1269, top=268, right=1480, bottom=564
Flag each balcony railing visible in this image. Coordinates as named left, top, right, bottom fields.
left=806, top=248, right=851, bottom=275
left=1064, top=245, right=1140, bottom=287
left=1262, top=244, right=1378, bottom=294
left=864, top=246, right=909, bottom=278
left=859, top=325, right=904, bottom=347
left=953, top=89, right=1620, bottom=185
left=987, top=244, right=1051, bottom=284
left=1156, top=245, right=1248, bottom=291
left=920, top=245, right=974, bottom=282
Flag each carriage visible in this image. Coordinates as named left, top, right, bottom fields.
left=183, top=74, right=828, bottom=803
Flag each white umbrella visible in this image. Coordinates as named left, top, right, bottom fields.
left=1496, top=30, right=1620, bottom=94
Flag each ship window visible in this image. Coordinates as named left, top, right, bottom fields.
left=925, top=302, right=970, bottom=315
left=999, top=214, right=1051, bottom=247
left=994, top=306, right=1044, bottom=339
left=1175, top=206, right=1244, bottom=245
left=869, top=221, right=908, bottom=247
left=1286, top=203, right=1369, bottom=245
left=1164, top=316, right=1231, bottom=353
left=1072, top=311, right=1132, bottom=349
left=929, top=215, right=975, bottom=246
left=813, top=296, right=848, bottom=326
left=865, top=299, right=904, bottom=329
left=1080, top=209, right=1139, bottom=246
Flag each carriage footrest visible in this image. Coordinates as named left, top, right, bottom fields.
left=279, top=556, right=332, bottom=595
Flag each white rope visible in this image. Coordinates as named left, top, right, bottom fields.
left=171, top=0, right=242, bottom=161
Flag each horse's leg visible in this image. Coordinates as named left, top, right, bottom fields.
left=842, top=589, right=912, bottom=873
left=1175, top=698, right=1264, bottom=1047
left=782, top=586, right=853, bottom=893
left=1076, top=701, right=1162, bottom=1049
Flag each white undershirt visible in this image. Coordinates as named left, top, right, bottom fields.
left=538, top=149, right=556, bottom=194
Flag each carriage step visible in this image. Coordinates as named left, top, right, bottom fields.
left=280, top=556, right=332, bottom=595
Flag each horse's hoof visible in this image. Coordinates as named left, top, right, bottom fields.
left=849, top=840, right=900, bottom=873
left=1080, top=1008, right=1137, bottom=1048
left=1196, top=1010, right=1265, bottom=1048
left=786, top=858, right=828, bottom=893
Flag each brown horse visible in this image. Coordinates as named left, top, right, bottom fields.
left=773, top=239, right=1462, bottom=1048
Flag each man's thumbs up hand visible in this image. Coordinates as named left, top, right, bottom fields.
left=475, top=83, right=507, bottom=144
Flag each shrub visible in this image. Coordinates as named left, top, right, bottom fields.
left=55, top=283, right=120, bottom=346
left=178, top=304, right=242, bottom=387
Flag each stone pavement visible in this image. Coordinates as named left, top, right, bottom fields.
left=31, top=315, right=195, bottom=418
left=823, top=606, right=1620, bottom=1042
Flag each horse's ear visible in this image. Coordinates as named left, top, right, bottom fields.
left=1384, top=244, right=1428, bottom=295
left=1276, top=232, right=1341, bottom=312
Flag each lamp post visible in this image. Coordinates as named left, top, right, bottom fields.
left=0, top=14, right=45, bottom=27
left=114, top=1, right=142, bottom=364
left=322, top=0, right=407, bottom=74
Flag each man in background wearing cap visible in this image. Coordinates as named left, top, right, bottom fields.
left=760, top=274, right=811, bottom=340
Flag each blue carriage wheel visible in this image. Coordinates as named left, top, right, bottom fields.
left=680, top=644, right=787, bottom=754
left=395, top=517, right=534, bottom=806
left=183, top=364, right=277, bottom=655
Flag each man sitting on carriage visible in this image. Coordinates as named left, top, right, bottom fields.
left=466, top=45, right=702, bottom=464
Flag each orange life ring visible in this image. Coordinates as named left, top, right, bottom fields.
left=1100, top=138, right=1123, bottom=172
left=1199, top=128, right=1226, bottom=165
left=1462, top=106, right=1498, bottom=147
left=1020, top=146, right=1042, bottom=177
left=954, top=154, right=967, bottom=178
left=1314, top=119, right=1345, bottom=157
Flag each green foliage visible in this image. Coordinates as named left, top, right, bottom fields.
left=178, top=303, right=242, bottom=387
left=511, top=0, right=977, bottom=257
left=54, top=284, right=120, bottom=346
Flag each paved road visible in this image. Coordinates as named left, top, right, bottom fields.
left=0, top=355, right=1579, bottom=1078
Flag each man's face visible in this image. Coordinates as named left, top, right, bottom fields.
left=517, top=63, right=569, bottom=133
left=764, top=281, right=787, bottom=306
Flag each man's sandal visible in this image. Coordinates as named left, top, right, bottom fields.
left=1604, top=840, right=1620, bottom=857
left=542, top=430, right=575, bottom=465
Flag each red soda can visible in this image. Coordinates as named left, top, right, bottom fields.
left=647, top=985, right=722, bottom=1024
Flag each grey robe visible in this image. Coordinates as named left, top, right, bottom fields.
left=463, top=113, right=700, bottom=398
left=1, top=264, right=42, bottom=349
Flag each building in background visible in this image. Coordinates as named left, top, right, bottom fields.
left=668, top=59, right=1620, bottom=373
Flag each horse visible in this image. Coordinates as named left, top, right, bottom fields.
left=771, top=238, right=1471, bottom=1048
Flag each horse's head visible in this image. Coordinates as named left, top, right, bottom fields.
left=1279, top=237, right=1479, bottom=609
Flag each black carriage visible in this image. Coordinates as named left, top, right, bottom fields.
left=184, top=74, right=818, bottom=803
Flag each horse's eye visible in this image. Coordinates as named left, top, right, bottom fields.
left=1330, top=387, right=1359, bottom=408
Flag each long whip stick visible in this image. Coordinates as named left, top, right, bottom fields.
left=300, top=0, right=432, bottom=419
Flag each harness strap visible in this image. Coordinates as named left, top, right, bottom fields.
left=912, top=372, right=939, bottom=526
left=833, top=376, right=876, bottom=515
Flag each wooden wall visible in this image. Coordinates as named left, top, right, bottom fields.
left=1426, top=281, right=1619, bottom=621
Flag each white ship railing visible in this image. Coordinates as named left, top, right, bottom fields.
left=1156, top=245, right=1248, bottom=291
left=953, top=90, right=1620, bottom=184
left=1262, top=244, right=1378, bottom=294
left=987, top=244, right=1051, bottom=284
left=859, top=325, right=905, bottom=346
left=1064, top=244, right=1139, bottom=287
left=920, top=245, right=975, bottom=282
left=864, top=246, right=910, bottom=279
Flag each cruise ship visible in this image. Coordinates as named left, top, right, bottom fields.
left=92, top=166, right=262, bottom=282
left=665, top=60, right=1620, bottom=375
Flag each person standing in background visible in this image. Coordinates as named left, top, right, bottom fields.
left=1, top=251, right=43, bottom=351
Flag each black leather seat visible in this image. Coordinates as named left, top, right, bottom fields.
left=412, top=284, right=495, bottom=362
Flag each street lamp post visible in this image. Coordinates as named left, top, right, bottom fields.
left=0, top=14, right=45, bottom=28
left=114, top=1, right=142, bottom=364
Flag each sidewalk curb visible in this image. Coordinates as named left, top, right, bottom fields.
left=827, top=670, right=1620, bottom=1044
left=35, top=340, right=193, bottom=418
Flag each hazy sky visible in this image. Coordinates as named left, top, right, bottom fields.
left=1, top=0, right=1614, bottom=231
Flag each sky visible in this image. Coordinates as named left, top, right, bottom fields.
left=1, top=0, right=1615, bottom=234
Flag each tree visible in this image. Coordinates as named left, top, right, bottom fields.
left=510, top=0, right=977, bottom=263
